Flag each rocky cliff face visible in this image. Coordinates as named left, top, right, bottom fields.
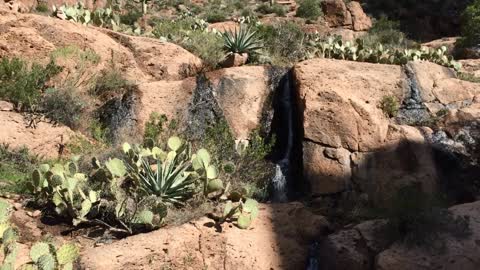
left=294, top=58, right=480, bottom=204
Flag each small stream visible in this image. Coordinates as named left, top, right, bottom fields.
left=270, top=70, right=304, bottom=203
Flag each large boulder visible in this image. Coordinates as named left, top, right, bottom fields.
left=321, top=0, right=352, bottom=28
left=375, top=201, right=480, bottom=270
left=207, top=66, right=273, bottom=140
left=0, top=11, right=201, bottom=83
left=318, top=220, right=389, bottom=270
left=321, top=0, right=371, bottom=31
left=295, top=59, right=405, bottom=153
left=101, top=66, right=276, bottom=143
left=80, top=203, right=330, bottom=270
left=136, top=78, right=196, bottom=131
left=294, top=58, right=480, bottom=200
left=346, top=1, right=372, bottom=31
left=294, top=59, right=422, bottom=196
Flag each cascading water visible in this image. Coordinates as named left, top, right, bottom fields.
left=271, top=72, right=296, bottom=202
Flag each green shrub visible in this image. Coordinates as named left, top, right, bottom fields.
left=378, top=184, right=471, bottom=248
left=296, top=0, right=322, bottom=21
left=120, top=6, right=143, bottom=25
left=254, top=22, right=307, bottom=65
left=0, top=144, right=40, bottom=194
left=256, top=3, right=286, bottom=16
left=90, top=69, right=130, bottom=100
left=35, top=3, right=49, bottom=13
left=222, top=25, right=262, bottom=54
left=90, top=119, right=111, bottom=145
left=143, top=112, right=168, bottom=142
left=203, top=121, right=275, bottom=201
left=0, top=58, right=62, bottom=110
left=182, top=30, right=225, bottom=69
left=153, top=18, right=224, bottom=68
left=152, top=18, right=195, bottom=41
left=361, top=17, right=416, bottom=50
left=458, top=72, right=480, bottom=83
left=240, top=8, right=256, bottom=18
left=459, top=0, right=480, bottom=48
left=204, top=9, right=228, bottom=23
left=41, top=88, right=85, bottom=129
left=379, top=95, right=399, bottom=118
left=51, top=45, right=100, bottom=65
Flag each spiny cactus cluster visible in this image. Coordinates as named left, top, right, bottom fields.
left=0, top=199, right=79, bottom=270
left=218, top=198, right=259, bottom=229
left=53, top=4, right=120, bottom=30
left=52, top=3, right=92, bottom=25
left=28, top=136, right=228, bottom=234
left=29, top=159, right=98, bottom=226
left=306, top=35, right=462, bottom=71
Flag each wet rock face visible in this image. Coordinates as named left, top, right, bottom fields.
left=97, top=89, right=140, bottom=144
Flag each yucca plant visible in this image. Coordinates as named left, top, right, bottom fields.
left=222, top=25, right=262, bottom=54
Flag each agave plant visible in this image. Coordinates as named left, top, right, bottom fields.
left=124, top=137, right=196, bottom=205
left=222, top=25, right=262, bottom=54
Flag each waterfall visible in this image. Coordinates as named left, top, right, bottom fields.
left=271, top=72, right=296, bottom=202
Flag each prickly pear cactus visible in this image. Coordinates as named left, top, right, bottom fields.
left=56, top=243, right=79, bottom=265
left=30, top=159, right=99, bottom=226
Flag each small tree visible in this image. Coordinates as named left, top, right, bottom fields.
left=296, top=0, right=322, bottom=21
left=459, top=0, right=480, bottom=47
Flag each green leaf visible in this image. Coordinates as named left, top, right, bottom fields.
left=135, top=210, right=154, bottom=224
left=167, top=136, right=183, bottom=151
left=61, top=263, right=73, bottom=270
left=39, top=164, right=50, bottom=173
left=191, top=155, right=203, bottom=171
left=88, top=190, right=98, bottom=202
left=49, top=174, right=63, bottom=187
left=207, top=179, right=223, bottom=193
left=52, top=192, right=63, bottom=206
left=62, top=263, right=73, bottom=270
left=65, top=162, right=77, bottom=176
left=196, top=149, right=210, bottom=168
left=105, top=158, right=127, bottom=177
left=56, top=243, right=79, bottom=265
left=50, top=164, right=65, bottom=178
left=65, top=177, right=78, bottom=192
left=151, top=147, right=166, bottom=160
left=0, top=222, right=10, bottom=238
left=2, top=227, right=17, bottom=244
left=79, top=199, right=92, bottom=218
left=37, top=253, right=56, bottom=270
left=206, top=165, right=218, bottom=179
left=0, top=200, right=10, bottom=223
left=30, top=242, right=50, bottom=263
left=237, top=213, right=252, bottom=229
left=223, top=201, right=233, bottom=218
left=243, top=199, right=258, bottom=213
left=222, top=162, right=236, bottom=174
